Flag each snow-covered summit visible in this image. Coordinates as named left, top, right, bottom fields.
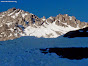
left=0, top=7, right=88, bottom=41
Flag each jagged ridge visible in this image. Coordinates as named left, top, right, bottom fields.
left=0, top=7, right=88, bottom=41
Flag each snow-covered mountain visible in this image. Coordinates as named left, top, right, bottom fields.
left=0, top=7, right=88, bottom=41
left=0, top=7, right=88, bottom=65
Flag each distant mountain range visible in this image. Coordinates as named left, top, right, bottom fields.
left=0, top=7, right=88, bottom=41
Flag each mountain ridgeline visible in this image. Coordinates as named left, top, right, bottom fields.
left=0, top=7, right=88, bottom=41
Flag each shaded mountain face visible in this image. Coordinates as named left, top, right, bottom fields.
left=0, top=7, right=88, bottom=41
left=40, top=47, right=88, bottom=60
left=64, top=27, right=88, bottom=38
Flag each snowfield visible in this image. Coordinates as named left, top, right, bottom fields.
left=0, top=36, right=88, bottom=66
left=23, top=21, right=80, bottom=38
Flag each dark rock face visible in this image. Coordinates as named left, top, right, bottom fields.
left=64, top=27, right=88, bottom=38
left=0, top=23, right=23, bottom=41
left=40, top=47, right=88, bottom=60
left=47, top=18, right=53, bottom=23
left=55, top=14, right=88, bottom=28
left=0, top=7, right=88, bottom=41
left=7, top=7, right=16, bottom=13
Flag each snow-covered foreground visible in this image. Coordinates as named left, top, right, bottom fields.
left=0, top=36, right=88, bottom=66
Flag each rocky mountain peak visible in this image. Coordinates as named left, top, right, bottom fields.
left=43, top=16, right=46, bottom=19
left=7, top=7, right=16, bottom=12
left=0, top=8, right=88, bottom=41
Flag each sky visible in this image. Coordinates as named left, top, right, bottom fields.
left=0, top=0, right=88, bottom=22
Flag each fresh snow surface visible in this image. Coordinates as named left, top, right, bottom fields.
left=0, top=15, right=5, bottom=18
left=8, top=33, right=13, bottom=37
left=6, top=22, right=13, bottom=27
left=24, top=22, right=80, bottom=38
left=7, top=11, right=15, bottom=16
left=8, top=28, right=14, bottom=32
left=69, top=16, right=72, bottom=20
left=0, top=24, right=3, bottom=27
left=11, top=10, right=21, bottom=19
left=49, top=17, right=53, bottom=19
left=0, top=36, right=88, bottom=66
left=22, top=13, right=28, bottom=18
left=42, top=19, right=46, bottom=21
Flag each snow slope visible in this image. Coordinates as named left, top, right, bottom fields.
left=24, top=22, right=80, bottom=38
left=0, top=36, right=88, bottom=66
